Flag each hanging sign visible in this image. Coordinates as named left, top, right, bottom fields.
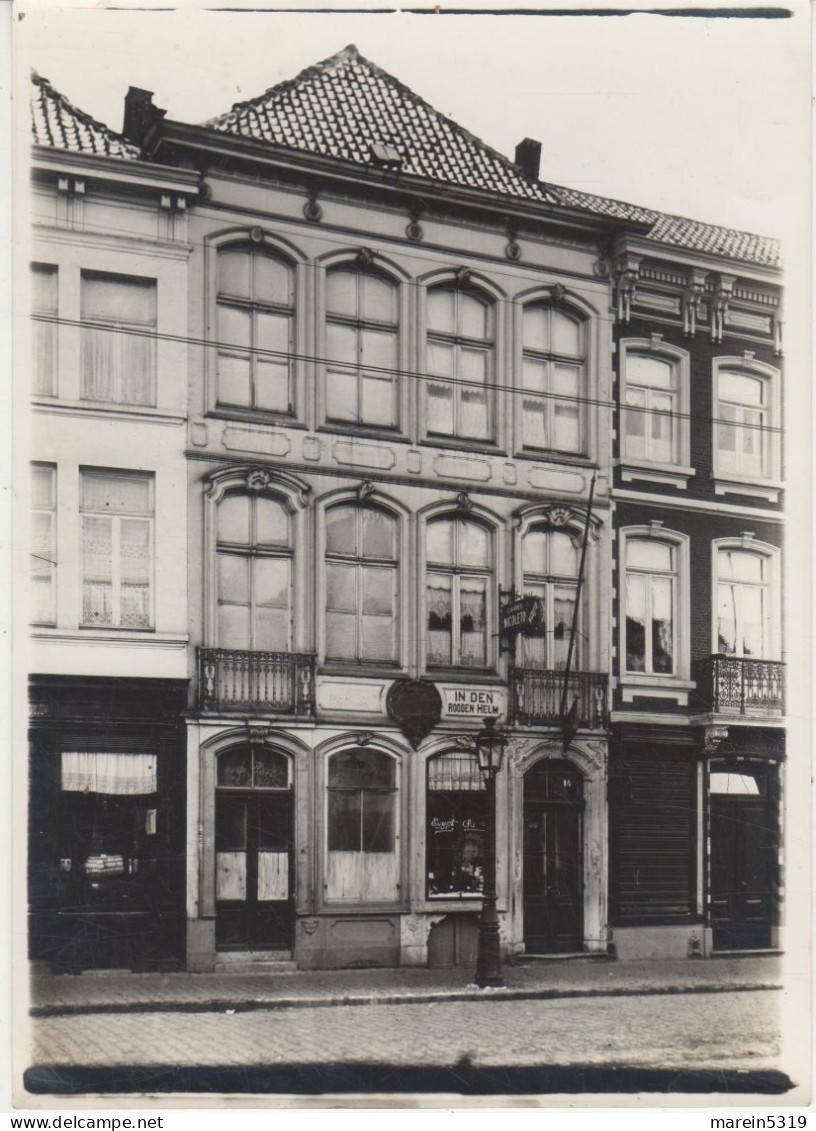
left=500, top=595, right=545, bottom=636
left=386, top=679, right=443, bottom=750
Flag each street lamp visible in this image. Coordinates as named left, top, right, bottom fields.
left=473, top=716, right=509, bottom=988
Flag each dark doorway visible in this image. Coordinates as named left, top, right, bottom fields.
left=523, top=759, right=584, bottom=954
left=709, top=762, right=777, bottom=951
left=215, top=746, right=294, bottom=952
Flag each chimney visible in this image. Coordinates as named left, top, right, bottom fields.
left=515, top=138, right=542, bottom=182
left=123, top=86, right=165, bottom=150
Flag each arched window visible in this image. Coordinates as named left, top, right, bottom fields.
left=325, top=504, right=398, bottom=664
left=216, top=491, right=292, bottom=651
left=216, top=245, right=294, bottom=414
left=326, top=748, right=399, bottom=904
left=624, top=538, right=676, bottom=675
left=426, top=516, right=492, bottom=669
left=426, top=286, right=494, bottom=441
left=521, top=526, right=581, bottom=669
left=716, top=369, right=769, bottom=480
left=716, top=547, right=771, bottom=658
left=325, top=267, right=399, bottom=428
left=522, top=304, right=584, bottom=454
left=426, top=750, right=487, bottom=899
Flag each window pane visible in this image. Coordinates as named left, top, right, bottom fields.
left=256, top=310, right=290, bottom=353
left=256, top=361, right=290, bottom=412
left=741, top=408, right=764, bottom=476
left=362, top=509, right=396, bottom=559
left=459, top=520, right=490, bottom=568
left=553, top=585, right=577, bottom=668
left=255, top=496, right=290, bottom=547
left=119, top=519, right=150, bottom=584
left=651, top=576, right=674, bottom=673
left=628, top=354, right=673, bottom=390
left=717, top=581, right=738, bottom=654
left=460, top=576, right=487, bottom=667
left=32, top=266, right=57, bottom=397
left=522, top=529, right=547, bottom=576
left=361, top=375, right=396, bottom=427
left=330, top=750, right=394, bottom=789
left=362, top=565, right=394, bottom=614
left=81, top=273, right=156, bottom=325
left=80, top=325, right=117, bottom=401
left=253, top=748, right=290, bottom=790
left=218, top=553, right=250, bottom=603
left=741, top=585, right=764, bottom=656
left=361, top=328, right=395, bottom=372
left=552, top=310, right=581, bottom=356
left=362, top=792, right=394, bottom=852
left=427, top=573, right=452, bottom=665
left=328, top=790, right=361, bottom=851
left=218, top=251, right=251, bottom=299
left=254, top=557, right=290, bottom=608
left=628, top=539, right=673, bottom=572
left=32, top=264, right=57, bottom=312
left=326, top=507, right=357, bottom=555
left=730, top=551, right=764, bottom=583
left=326, top=611, right=356, bottom=659
left=327, top=368, right=358, bottom=423
left=459, top=292, right=489, bottom=340
left=551, top=532, right=579, bottom=576
left=427, top=380, right=454, bottom=435
left=426, top=519, right=453, bottom=565
left=427, top=341, right=454, bottom=375
left=217, top=495, right=251, bottom=545
left=717, top=403, right=738, bottom=469
left=553, top=364, right=581, bottom=452
left=120, top=581, right=150, bottom=628
left=326, top=270, right=357, bottom=318
left=625, top=573, right=647, bottom=672
left=218, top=748, right=253, bottom=788
left=218, top=603, right=251, bottom=650
left=255, top=605, right=290, bottom=651
left=426, top=788, right=487, bottom=896
left=254, top=254, right=292, bottom=305
left=361, top=613, right=395, bottom=662
left=460, top=383, right=489, bottom=440
left=650, top=390, right=674, bottom=463
left=326, top=562, right=357, bottom=612
left=31, top=464, right=55, bottom=508
left=624, top=386, right=647, bottom=457
left=362, top=275, right=396, bottom=323
left=218, top=354, right=252, bottom=406
left=327, top=321, right=357, bottom=365
left=218, top=305, right=252, bottom=350
left=81, top=471, right=152, bottom=515
left=720, top=371, right=764, bottom=406
left=427, top=289, right=454, bottom=333
left=522, top=305, right=548, bottom=351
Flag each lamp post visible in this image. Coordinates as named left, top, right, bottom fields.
left=473, top=716, right=509, bottom=988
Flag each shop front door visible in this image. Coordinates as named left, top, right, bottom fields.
left=215, top=745, right=294, bottom=952
left=709, top=763, right=776, bottom=951
left=523, top=759, right=584, bottom=954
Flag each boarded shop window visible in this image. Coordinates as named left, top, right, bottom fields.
left=326, top=749, right=399, bottom=903
left=426, top=751, right=487, bottom=898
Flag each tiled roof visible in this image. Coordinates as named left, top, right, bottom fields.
left=206, top=45, right=780, bottom=269
left=31, top=71, right=140, bottom=160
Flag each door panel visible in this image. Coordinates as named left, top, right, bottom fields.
left=710, top=792, right=774, bottom=951
left=523, top=761, right=584, bottom=954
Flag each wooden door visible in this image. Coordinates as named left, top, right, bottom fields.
left=709, top=764, right=776, bottom=951
left=523, top=760, right=584, bottom=954
left=215, top=791, right=293, bottom=951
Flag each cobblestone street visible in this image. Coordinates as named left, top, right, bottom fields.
left=29, top=988, right=781, bottom=1073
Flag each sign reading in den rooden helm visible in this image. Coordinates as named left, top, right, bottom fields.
left=385, top=680, right=443, bottom=750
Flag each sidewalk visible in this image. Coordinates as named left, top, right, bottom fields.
left=29, top=954, right=783, bottom=1017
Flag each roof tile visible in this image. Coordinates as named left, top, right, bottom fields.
left=30, top=72, right=140, bottom=160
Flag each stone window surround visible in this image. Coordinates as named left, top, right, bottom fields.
left=710, top=535, right=782, bottom=661
left=711, top=354, right=783, bottom=503
left=618, top=336, right=694, bottom=490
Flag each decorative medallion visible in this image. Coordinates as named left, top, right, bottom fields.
left=357, top=479, right=375, bottom=502
left=354, top=731, right=374, bottom=747
left=357, top=247, right=376, bottom=270
left=249, top=226, right=264, bottom=244
left=303, top=186, right=322, bottom=222
left=455, top=267, right=472, bottom=287
left=455, top=491, right=473, bottom=514
left=246, top=469, right=273, bottom=492
left=386, top=680, right=443, bottom=750
left=505, top=240, right=522, bottom=262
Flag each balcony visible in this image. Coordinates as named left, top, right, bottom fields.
left=511, top=668, right=608, bottom=729
left=692, top=655, right=785, bottom=716
left=198, top=648, right=315, bottom=715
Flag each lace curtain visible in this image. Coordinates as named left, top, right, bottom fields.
left=61, top=752, right=157, bottom=795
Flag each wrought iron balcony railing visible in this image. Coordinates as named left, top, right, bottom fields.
left=198, top=648, right=315, bottom=715
left=691, top=655, right=785, bottom=715
left=511, top=668, right=608, bottom=729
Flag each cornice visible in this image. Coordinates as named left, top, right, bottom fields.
left=31, top=146, right=202, bottom=196
left=614, top=232, right=781, bottom=287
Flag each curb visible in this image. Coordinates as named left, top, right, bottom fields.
left=31, top=980, right=782, bottom=1018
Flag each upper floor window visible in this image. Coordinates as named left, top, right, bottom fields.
left=216, top=491, right=292, bottom=652
left=716, top=548, right=772, bottom=658
left=31, top=264, right=57, bottom=396
left=216, top=246, right=293, bottom=415
left=325, top=504, right=398, bottom=664
left=716, top=368, right=770, bottom=481
left=80, top=271, right=157, bottom=407
left=31, top=463, right=56, bottom=625
left=521, top=304, right=584, bottom=454
left=520, top=526, right=580, bottom=669
left=624, top=538, right=676, bottom=675
left=326, top=268, right=398, bottom=429
left=426, top=516, right=492, bottom=669
left=80, top=470, right=153, bottom=629
left=427, top=286, right=494, bottom=442
left=619, top=339, right=691, bottom=482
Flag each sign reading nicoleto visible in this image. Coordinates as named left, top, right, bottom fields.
left=500, top=595, right=544, bottom=635
left=440, top=686, right=507, bottom=719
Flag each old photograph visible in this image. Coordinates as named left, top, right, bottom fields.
left=11, top=0, right=812, bottom=1108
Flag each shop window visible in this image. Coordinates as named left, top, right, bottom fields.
left=426, top=515, right=493, bottom=669
left=31, top=463, right=56, bottom=625
left=426, top=751, right=487, bottom=898
left=325, top=503, right=398, bottom=664
left=325, top=267, right=399, bottom=429
left=80, top=270, right=157, bottom=407
left=520, top=525, right=580, bottom=669
left=426, top=285, right=494, bottom=442
left=326, top=749, right=399, bottom=904
left=624, top=538, right=676, bottom=675
left=216, top=490, right=292, bottom=652
left=31, top=263, right=57, bottom=396
left=216, top=245, right=294, bottom=414
left=80, top=469, right=153, bottom=629
left=521, top=303, right=584, bottom=454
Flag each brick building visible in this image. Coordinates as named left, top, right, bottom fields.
left=26, top=47, right=784, bottom=973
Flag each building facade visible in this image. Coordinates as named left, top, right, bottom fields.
left=26, top=48, right=784, bottom=973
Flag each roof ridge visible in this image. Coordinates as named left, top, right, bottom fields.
left=31, top=70, right=138, bottom=153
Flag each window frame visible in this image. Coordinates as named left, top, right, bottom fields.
left=619, top=526, right=692, bottom=703
left=79, top=468, right=155, bottom=631
left=425, top=749, right=488, bottom=901
left=518, top=524, right=582, bottom=670
left=712, top=356, right=782, bottom=502
left=79, top=269, right=158, bottom=408
left=423, top=512, right=496, bottom=673
left=30, top=462, right=57, bottom=626
left=519, top=301, right=587, bottom=457
left=31, top=263, right=58, bottom=397
left=618, top=337, right=693, bottom=489
left=711, top=538, right=781, bottom=661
